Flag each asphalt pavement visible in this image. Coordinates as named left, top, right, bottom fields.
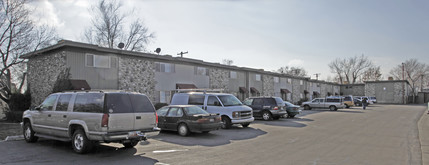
left=0, top=104, right=427, bottom=165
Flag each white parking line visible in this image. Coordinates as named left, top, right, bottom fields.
left=152, top=149, right=188, bottom=153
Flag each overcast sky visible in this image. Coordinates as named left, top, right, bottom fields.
left=29, top=0, right=429, bottom=81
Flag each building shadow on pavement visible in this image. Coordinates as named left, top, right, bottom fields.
left=151, top=126, right=267, bottom=147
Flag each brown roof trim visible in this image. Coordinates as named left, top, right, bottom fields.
left=239, top=87, right=248, bottom=93
left=250, top=87, right=260, bottom=94
left=280, top=89, right=291, bottom=94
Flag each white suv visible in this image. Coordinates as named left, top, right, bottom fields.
left=170, top=91, right=254, bottom=129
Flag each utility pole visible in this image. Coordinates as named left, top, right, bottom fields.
left=421, top=74, right=424, bottom=92
left=177, top=51, right=188, bottom=58
left=314, top=73, right=321, bottom=80
left=402, top=63, right=405, bottom=104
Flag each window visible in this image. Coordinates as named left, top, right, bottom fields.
left=243, top=98, right=253, bottom=106
left=157, top=107, right=169, bottom=116
left=39, top=95, right=58, bottom=111
left=207, top=96, right=221, bottom=106
left=288, top=78, right=292, bottom=84
left=188, top=95, right=205, bottom=105
left=195, top=67, right=208, bottom=76
left=167, top=108, right=183, bottom=117
left=265, top=98, right=277, bottom=106
left=230, top=71, right=237, bottom=79
left=129, top=94, right=155, bottom=113
left=300, top=93, right=303, bottom=99
left=159, top=91, right=171, bottom=103
left=184, top=106, right=208, bottom=115
left=86, top=54, right=110, bottom=68
left=106, top=93, right=133, bottom=113
left=310, top=82, right=313, bottom=87
left=253, top=98, right=263, bottom=105
left=74, top=93, right=104, bottom=113
left=155, top=62, right=175, bottom=73
left=300, top=80, right=303, bottom=85
left=255, top=74, right=261, bottom=81
left=218, top=95, right=242, bottom=106
left=274, top=77, right=279, bottom=83
left=56, top=94, right=72, bottom=111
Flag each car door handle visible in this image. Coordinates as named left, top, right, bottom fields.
left=63, top=115, right=67, bottom=118
left=136, top=116, right=141, bottom=119
left=48, top=114, right=51, bottom=117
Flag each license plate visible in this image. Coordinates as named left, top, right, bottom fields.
left=128, top=131, right=142, bottom=137
left=210, top=119, right=214, bottom=122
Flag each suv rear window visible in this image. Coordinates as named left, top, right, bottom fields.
left=106, top=93, right=133, bottom=113
left=344, top=97, right=352, bottom=101
left=74, top=93, right=104, bottom=113
left=129, top=94, right=155, bottom=113
left=189, top=95, right=205, bottom=105
left=264, top=98, right=276, bottom=106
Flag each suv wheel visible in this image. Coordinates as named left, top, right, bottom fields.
left=123, top=140, right=139, bottom=148
left=221, top=116, right=232, bottom=129
left=178, top=123, right=190, bottom=136
left=72, top=129, right=93, bottom=154
left=329, top=106, right=337, bottom=111
left=23, top=122, right=38, bottom=143
left=262, top=111, right=272, bottom=121
left=304, top=105, right=311, bottom=110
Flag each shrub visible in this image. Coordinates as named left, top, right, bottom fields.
left=154, top=103, right=168, bottom=110
left=5, top=91, right=31, bottom=122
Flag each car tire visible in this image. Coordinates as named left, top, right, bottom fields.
left=23, top=122, right=38, bottom=143
left=288, top=115, right=296, bottom=118
left=241, top=123, right=250, bottom=128
left=72, top=129, right=93, bottom=154
left=329, top=106, right=337, bottom=111
left=123, top=140, right=139, bottom=148
left=221, top=116, right=232, bottom=129
left=178, top=123, right=190, bottom=136
left=304, top=105, right=311, bottom=110
left=262, top=111, right=273, bottom=121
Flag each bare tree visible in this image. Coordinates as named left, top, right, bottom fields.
left=0, top=0, right=57, bottom=103
left=277, top=66, right=308, bottom=77
left=83, top=0, right=155, bottom=52
left=328, top=55, right=374, bottom=84
left=361, top=66, right=382, bottom=82
left=389, top=59, right=429, bottom=102
left=222, top=59, right=234, bottom=66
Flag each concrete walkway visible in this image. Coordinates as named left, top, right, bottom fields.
left=418, top=104, right=429, bottom=165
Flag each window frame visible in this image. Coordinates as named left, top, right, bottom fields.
left=85, top=54, right=111, bottom=68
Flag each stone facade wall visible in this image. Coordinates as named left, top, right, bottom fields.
left=118, top=56, right=156, bottom=102
left=393, top=82, right=405, bottom=104
left=262, top=75, right=274, bottom=96
left=291, top=79, right=304, bottom=104
left=209, top=68, right=229, bottom=92
left=28, top=51, right=67, bottom=106
left=364, top=83, right=376, bottom=97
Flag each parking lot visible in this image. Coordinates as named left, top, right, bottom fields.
left=0, top=104, right=426, bottom=165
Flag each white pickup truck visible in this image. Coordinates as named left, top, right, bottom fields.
left=302, top=97, right=345, bottom=111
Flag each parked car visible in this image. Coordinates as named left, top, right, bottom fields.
left=170, top=90, right=254, bottom=129
left=369, top=96, right=377, bottom=103
left=284, top=101, right=302, bottom=118
left=22, top=91, right=158, bottom=154
left=353, top=98, right=362, bottom=106
left=355, top=96, right=373, bottom=104
left=157, top=105, right=222, bottom=136
left=301, top=97, right=345, bottom=111
left=243, top=97, right=287, bottom=120
left=343, top=95, right=354, bottom=108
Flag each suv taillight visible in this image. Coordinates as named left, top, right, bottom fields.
left=155, top=112, right=158, bottom=124
left=273, top=106, right=279, bottom=110
left=101, top=113, right=109, bottom=127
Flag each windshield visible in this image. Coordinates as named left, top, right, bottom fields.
left=184, top=106, right=209, bottom=115
left=218, top=95, right=243, bottom=106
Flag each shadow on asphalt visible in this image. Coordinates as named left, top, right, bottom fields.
left=151, top=126, right=267, bottom=147
left=24, top=139, right=159, bottom=164
left=252, top=117, right=312, bottom=128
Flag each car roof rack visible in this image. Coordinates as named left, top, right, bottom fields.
left=175, top=88, right=224, bottom=94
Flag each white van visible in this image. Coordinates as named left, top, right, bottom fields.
left=170, top=91, right=254, bottom=129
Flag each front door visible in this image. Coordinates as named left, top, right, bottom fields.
left=32, top=94, right=58, bottom=135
